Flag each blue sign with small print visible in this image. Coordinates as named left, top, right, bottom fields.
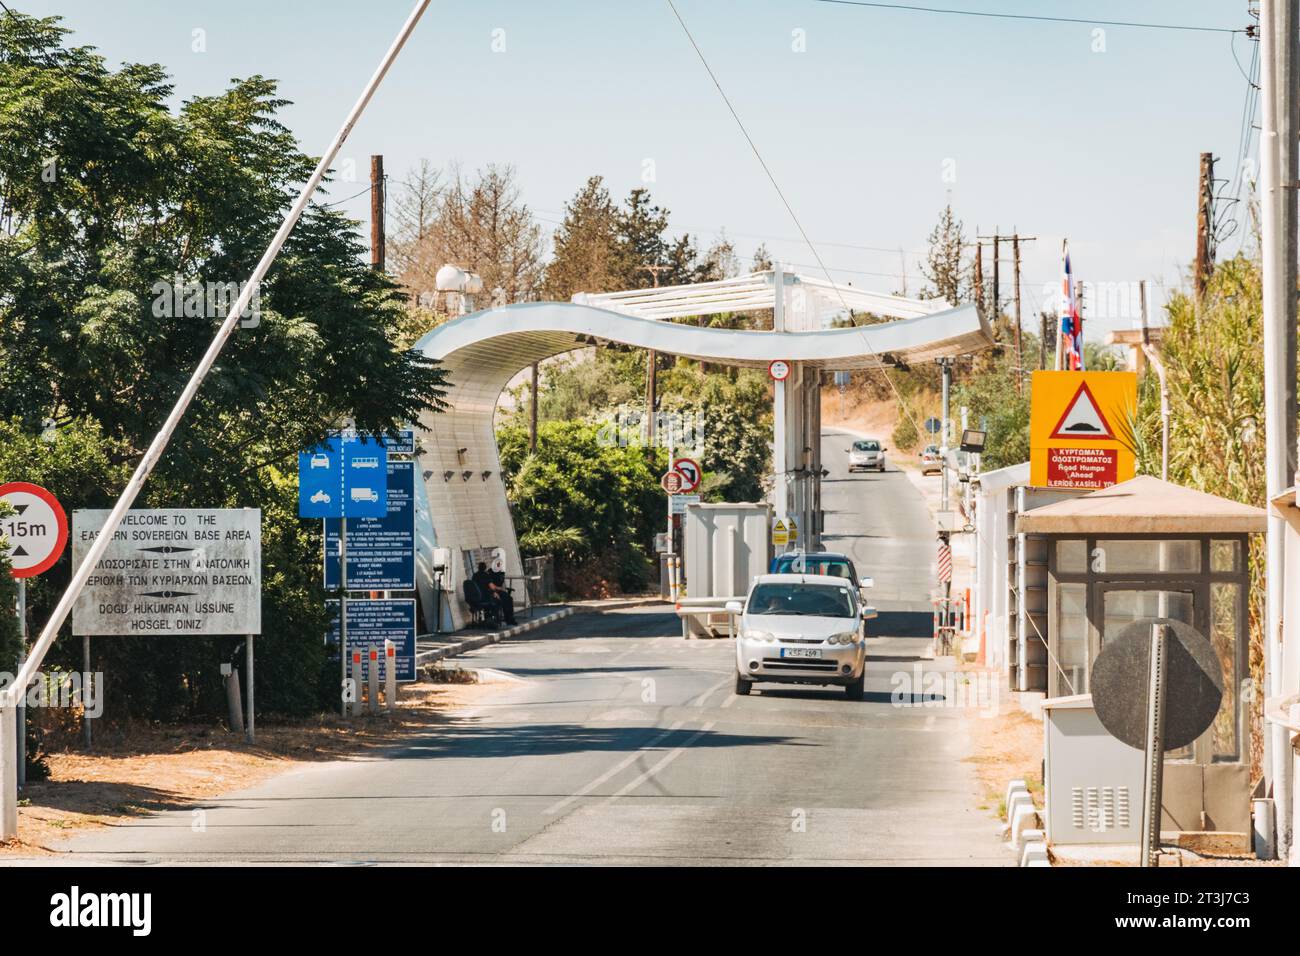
left=325, top=598, right=416, bottom=682
left=325, top=460, right=415, bottom=590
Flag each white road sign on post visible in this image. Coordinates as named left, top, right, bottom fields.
left=71, top=509, right=262, bottom=635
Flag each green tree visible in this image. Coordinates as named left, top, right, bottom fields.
left=0, top=11, right=447, bottom=719
left=543, top=176, right=625, bottom=299
left=497, top=422, right=664, bottom=594
left=919, top=203, right=968, bottom=305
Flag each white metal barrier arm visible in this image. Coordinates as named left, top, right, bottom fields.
left=0, top=0, right=432, bottom=710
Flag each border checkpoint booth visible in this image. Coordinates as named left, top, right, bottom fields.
left=409, top=268, right=993, bottom=633
left=1016, top=475, right=1264, bottom=848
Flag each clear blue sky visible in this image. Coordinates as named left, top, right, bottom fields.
left=19, top=1, right=1257, bottom=330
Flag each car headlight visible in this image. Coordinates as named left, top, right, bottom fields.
left=828, top=631, right=860, bottom=645
left=743, top=629, right=775, bottom=643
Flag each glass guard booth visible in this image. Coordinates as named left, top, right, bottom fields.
left=1017, top=476, right=1265, bottom=846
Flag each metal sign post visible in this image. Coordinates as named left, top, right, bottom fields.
left=1091, top=617, right=1223, bottom=868
left=82, top=636, right=92, bottom=748
left=1140, top=623, right=1170, bottom=867
left=340, top=520, right=349, bottom=718
left=15, top=579, right=24, bottom=789
left=245, top=634, right=255, bottom=744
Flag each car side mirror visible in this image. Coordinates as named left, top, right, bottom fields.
left=725, top=600, right=743, bottom=615
left=861, top=605, right=878, bottom=621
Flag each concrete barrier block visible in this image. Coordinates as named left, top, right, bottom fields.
left=1010, top=805, right=1041, bottom=848
left=1020, top=841, right=1049, bottom=867
left=1004, top=778, right=1028, bottom=810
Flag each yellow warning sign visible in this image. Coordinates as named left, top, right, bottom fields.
left=772, top=519, right=789, bottom=547
left=1030, top=371, right=1137, bottom=490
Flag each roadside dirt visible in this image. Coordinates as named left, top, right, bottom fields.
left=964, top=696, right=1044, bottom=818
left=1, top=674, right=503, bottom=856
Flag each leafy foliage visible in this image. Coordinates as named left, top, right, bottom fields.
left=497, top=422, right=665, bottom=594
left=0, top=12, right=446, bottom=720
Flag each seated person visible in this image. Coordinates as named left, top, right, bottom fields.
left=472, top=562, right=517, bottom=626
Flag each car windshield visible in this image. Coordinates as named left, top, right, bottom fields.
left=748, top=583, right=854, bottom=618
left=773, top=556, right=853, bottom=581
left=852, top=440, right=880, bottom=451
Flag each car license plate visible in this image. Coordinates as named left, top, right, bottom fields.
left=781, top=647, right=822, bottom=659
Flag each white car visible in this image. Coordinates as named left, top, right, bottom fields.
left=727, top=573, right=876, bottom=700
left=848, top=439, right=886, bottom=472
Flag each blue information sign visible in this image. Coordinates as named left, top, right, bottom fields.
left=325, top=598, right=416, bottom=682
left=298, top=435, right=388, bottom=519
left=324, top=460, right=415, bottom=590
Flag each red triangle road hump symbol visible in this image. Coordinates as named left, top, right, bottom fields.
left=1049, top=381, right=1116, bottom=441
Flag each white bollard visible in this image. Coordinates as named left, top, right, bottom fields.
left=350, top=651, right=363, bottom=718
left=368, top=650, right=381, bottom=715
left=1, top=706, right=17, bottom=840
left=384, top=640, right=397, bottom=713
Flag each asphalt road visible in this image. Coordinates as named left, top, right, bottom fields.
left=46, top=432, right=1009, bottom=866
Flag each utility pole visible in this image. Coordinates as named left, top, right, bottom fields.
left=991, top=233, right=1000, bottom=319
left=370, top=155, right=385, bottom=271
left=1012, top=236, right=1022, bottom=393
left=1012, top=234, right=1036, bottom=393
left=1194, top=152, right=1215, bottom=299
left=640, top=264, right=671, bottom=445
left=979, top=231, right=1036, bottom=391
left=1260, top=0, right=1298, bottom=863
left=972, top=238, right=984, bottom=315
left=1040, top=312, right=1049, bottom=370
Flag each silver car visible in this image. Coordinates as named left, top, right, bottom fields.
left=848, top=439, right=886, bottom=472
left=728, top=574, right=876, bottom=700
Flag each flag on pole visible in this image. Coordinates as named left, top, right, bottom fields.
left=1059, top=241, right=1083, bottom=370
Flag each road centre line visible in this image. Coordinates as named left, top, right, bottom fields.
left=542, top=674, right=731, bottom=816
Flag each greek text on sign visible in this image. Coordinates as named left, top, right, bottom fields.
left=72, top=509, right=261, bottom=635
left=1030, top=371, right=1136, bottom=490
left=1046, top=447, right=1118, bottom=489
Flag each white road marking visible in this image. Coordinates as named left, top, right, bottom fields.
left=606, top=721, right=717, bottom=801
left=542, top=720, right=686, bottom=816
left=542, top=674, right=731, bottom=816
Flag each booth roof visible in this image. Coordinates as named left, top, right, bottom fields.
left=1016, top=475, right=1266, bottom=535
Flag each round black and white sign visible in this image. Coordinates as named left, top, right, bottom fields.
left=0, top=482, right=69, bottom=578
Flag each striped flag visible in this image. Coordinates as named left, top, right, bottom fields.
left=1059, top=240, right=1083, bottom=370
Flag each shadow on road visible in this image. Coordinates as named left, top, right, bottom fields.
left=399, top=722, right=811, bottom=759
left=871, top=611, right=934, bottom=638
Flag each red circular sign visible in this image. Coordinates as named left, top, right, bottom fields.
left=0, top=482, right=68, bottom=578
left=672, top=457, right=702, bottom=492
left=768, top=360, right=791, bottom=381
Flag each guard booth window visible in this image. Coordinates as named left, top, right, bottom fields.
left=1046, top=534, right=1250, bottom=767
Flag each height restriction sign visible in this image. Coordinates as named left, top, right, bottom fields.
left=1030, top=371, right=1137, bottom=490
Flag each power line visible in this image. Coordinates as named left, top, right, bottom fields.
left=320, top=182, right=375, bottom=208
left=812, top=0, right=1246, bottom=34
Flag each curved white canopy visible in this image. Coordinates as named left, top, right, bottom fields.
left=409, top=299, right=991, bottom=633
